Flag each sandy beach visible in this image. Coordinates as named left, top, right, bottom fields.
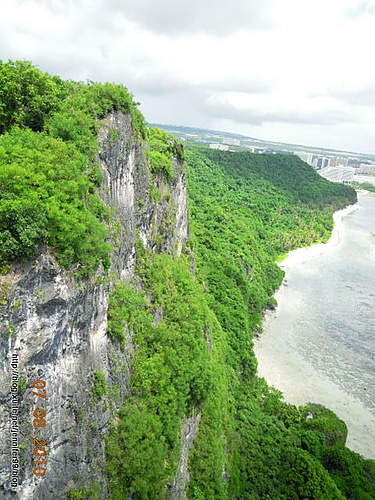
left=254, top=201, right=375, bottom=459
left=279, top=203, right=359, bottom=268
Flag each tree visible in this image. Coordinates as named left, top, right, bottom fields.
left=0, top=60, right=62, bottom=133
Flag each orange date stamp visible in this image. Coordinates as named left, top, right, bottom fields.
left=31, top=380, right=47, bottom=477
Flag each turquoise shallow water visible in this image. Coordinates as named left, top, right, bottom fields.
left=255, top=190, right=375, bottom=458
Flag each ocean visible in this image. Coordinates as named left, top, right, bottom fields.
left=254, top=188, right=375, bottom=459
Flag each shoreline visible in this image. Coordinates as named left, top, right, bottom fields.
left=261, top=202, right=359, bottom=333
left=255, top=200, right=375, bottom=459
left=279, top=202, right=359, bottom=269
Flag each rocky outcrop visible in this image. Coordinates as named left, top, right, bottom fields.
left=0, top=111, right=190, bottom=499
left=168, top=414, right=201, bottom=500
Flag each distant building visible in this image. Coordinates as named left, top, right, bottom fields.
left=357, top=164, right=375, bottom=175
left=296, top=152, right=331, bottom=170
left=329, top=156, right=348, bottom=168
left=315, top=156, right=330, bottom=170
left=209, top=143, right=229, bottom=151
left=294, top=151, right=314, bottom=165
left=318, top=166, right=355, bottom=184
left=223, top=138, right=241, bottom=146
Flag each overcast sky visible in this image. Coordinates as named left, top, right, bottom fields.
left=1, top=0, right=375, bottom=153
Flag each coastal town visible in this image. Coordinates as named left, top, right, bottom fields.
left=153, top=123, right=375, bottom=185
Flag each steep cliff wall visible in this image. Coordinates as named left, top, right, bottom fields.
left=0, top=110, right=188, bottom=499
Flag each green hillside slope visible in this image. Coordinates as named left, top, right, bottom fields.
left=183, top=148, right=375, bottom=499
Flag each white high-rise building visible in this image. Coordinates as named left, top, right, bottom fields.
left=318, top=166, right=355, bottom=184
left=209, top=143, right=229, bottom=151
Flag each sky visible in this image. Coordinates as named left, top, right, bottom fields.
left=1, top=0, right=375, bottom=154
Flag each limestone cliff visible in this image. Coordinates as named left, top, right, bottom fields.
left=0, top=111, right=189, bottom=499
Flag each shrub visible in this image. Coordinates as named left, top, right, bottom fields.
left=146, top=127, right=183, bottom=180
left=91, top=371, right=107, bottom=402
left=0, top=60, right=64, bottom=133
left=0, top=128, right=111, bottom=273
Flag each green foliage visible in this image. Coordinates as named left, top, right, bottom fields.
left=360, top=181, right=375, bottom=192
left=104, top=145, right=371, bottom=499
left=182, top=147, right=370, bottom=499
left=147, top=127, right=184, bottom=160
left=46, top=80, right=146, bottom=157
left=146, top=127, right=183, bottom=180
left=323, top=446, right=375, bottom=499
left=300, top=404, right=348, bottom=447
left=185, top=148, right=356, bottom=376
left=296, top=429, right=326, bottom=458
left=148, top=150, right=173, bottom=179
left=0, top=264, right=10, bottom=275
left=108, top=127, right=121, bottom=143
left=280, top=448, right=345, bottom=499
left=107, top=282, right=150, bottom=345
left=66, top=481, right=102, bottom=500
left=0, top=128, right=111, bottom=272
left=3, top=320, right=16, bottom=337
left=12, top=299, right=22, bottom=311
left=0, top=60, right=64, bottom=134
left=351, top=181, right=375, bottom=193
left=91, top=371, right=107, bottom=402
left=0, top=279, right=10, bottom=306
left=107, top=400, right=170, bottom=499
left=18, top=376, right=27, bottom=393
left=66, top=488, right=86, bottom=500
left=106, top=251, right=225, bottom=499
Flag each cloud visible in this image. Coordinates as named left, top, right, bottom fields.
left=18, top=0, right=277, bottom=36
left=105, top=0, right=277, bottom=35
left=199, top=77, right=273, bottom=95
left=316, top=85, right=375, bottom=108
left=346, top=0, right=375, bottom=18
left=204, top=92, right=361, bottom=126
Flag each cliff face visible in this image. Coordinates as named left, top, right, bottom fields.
left=0, top=111, right=189, bottom=499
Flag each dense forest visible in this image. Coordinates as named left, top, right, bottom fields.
left=0, top=60, right=374, bottom=499
left=182, top=148, right=373, bottom=499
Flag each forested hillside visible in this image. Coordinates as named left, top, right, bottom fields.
left=0, top=60, right=374, bottom=499
left=183, top=148, right=375, bottom=499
